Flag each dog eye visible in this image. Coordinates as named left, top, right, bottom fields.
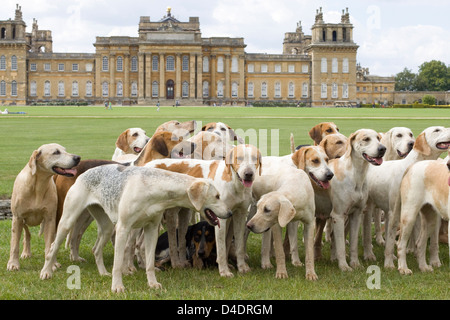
left=326, top=128, right=333, bottom=133
left=396, top=134, right=402, bottom=138
left=216, top=194, right=220, bottom=200
left=132, top=132, right=138, bottom=137
left=264, top=206, right=270, bottom=213
left=363, top=137, right=371, bottom=142
left=220, top=128, right=226, bottom=131
left=312, top=158, right=319, bottom=164
left=53, top=150, right=60, bottom=155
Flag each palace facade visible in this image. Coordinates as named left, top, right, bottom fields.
left=0, top=5, right=396, bottom=107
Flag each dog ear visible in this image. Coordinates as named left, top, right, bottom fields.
left=257, top=151, right=262, bottom=176
left=278, top=198, right=296, bottom=228
left=344, top=131, right=358, bottom=158
left=187, top=180, right=209, bottom=212
left=224, top=147, right=234, bottom=176
left=150, top=133, right=169, bottom=157
left=309, top=124, right=322, bottom=145
left=291, top=147, right=307, bottom=170
left=28, top=150, right=40, bottom=176
left=115, top=129, right=130, bottom=152
left=413, top=132, right=431, bottom=156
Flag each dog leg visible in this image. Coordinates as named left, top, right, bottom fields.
left=348, top=211, right=362, bottom=269
left=362, top=203, right=377, bottom=261
left=303, top=219, right=318, bottom=280
left=68, top=210, right=93, bottom=262
left=428, top=216, right=441, bottom=268
left=384, top=208, right=399, bottom=269
left=233, top=209, right=251, bottom=274
left=21, top=225, right=32, bottom=259
left=111, top=221, right=129, bottom=293
left=7, top=215, right=24, bottom=271
left=314, top=217, right=326, bottom=260
left=177, top=208, right=191, bottom=268
left=416, top=211, right=436, bottom=272
left=216, top=219, right=233, bottom=277
left=261, top=230, right=273, bottom=269
left=143, top=218, right=163, bottom=289
left=397, top=207, right=418, bottom=275
left=165, top=208, right=182, bottom=268
left=286, top=221, right=302, bottom=267
left=272, top=224, right=288, bottom=279
left=331, top=211, right=352, bottom=271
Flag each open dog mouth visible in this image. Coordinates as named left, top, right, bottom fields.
left=133, top=147, right=143, bottom=153
left=436, top=141, right=450, bottom=150
left=363, top=153, right=383, bottom=166
left=309, top=172, right=330, bottom=189
left=396, top=149, right=409, bottom=158
left=236, top=173, right=253, bottom=187
left=52, top=166, right=77, bottom=177
left=204, top=208, right=220, bottom=228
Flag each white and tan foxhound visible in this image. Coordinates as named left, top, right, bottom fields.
left=112, top=128, right=149, bottom=161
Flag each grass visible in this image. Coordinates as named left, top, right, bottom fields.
left=0, top=105, right=449, bottom=300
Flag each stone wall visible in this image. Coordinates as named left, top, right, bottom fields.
left=0, top=200, right=12, bottom=220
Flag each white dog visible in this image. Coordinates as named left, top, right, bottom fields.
left=112, top=128, right=149, bottom=161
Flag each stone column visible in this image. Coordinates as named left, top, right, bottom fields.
left=189, top=54, right=196, bottom=98
left=196, top=53, right=203, bottom=100
left=124, top=54, right=130, bottom=98
left=175, top=53, right=181, bottom=99
left=239, top=54, right=245, bottom=99
left=225, top=54, right=230, bottom=99
left=95, top=54, right=102, bottom=101
left=145, top=54, right=152, bottom=98
left=159, top=53, right=165, bottom=98
left=109, top=53, right=115, bottom=97
left=138, top=53, right=144, bottom=100
left=210, top=55, right=216, bottom=99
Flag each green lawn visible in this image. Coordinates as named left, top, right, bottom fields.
left=0, top=105, right=448, bottom=300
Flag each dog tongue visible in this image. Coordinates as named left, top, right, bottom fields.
left=320, top=180, right=330, bottom=189
left=242, top=180, right=253, bottom=187
left=65, top=168, right=77, bottom=176
left=374, top=157, right=383, bottom=165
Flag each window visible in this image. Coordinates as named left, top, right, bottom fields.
left=0, top=81, right=5, bottom=96
left=332, top=30, right=337, bottom=41
left=302, top=64, right=308, bottom=73
left=0, top=28, right=5, bottom=39
left=288, top=64, right=295, bottom=73
left=302, top=82, right=308, bottom=98
left=217, top=57, right=224, bottom=73
left=384, top=87, right=388, bottom=92
left=248, top=82, right=254, bottom=98
left=85, top=63, right=93, bottom=72
left=166, top=56, right=175, bottom=71
left=288, top=82, right=295, bottom=98
left=0, top=56, right=5, bottom=70
left=131, top=82, right=138, bottom=96
left=202, top=56, right=209, bottom=72
left=363, top=87, right=367, bottom=92
left=116, top=56, right=123, bottom=72
left=202, top=81, right=209, bottom=97
left=102, top=56, right=108, bottom=71
left=72, top=81, right=78, bottom=96
left=182, top=55, right=189, bottom=72
left=342, top=58, right=349, bottom=73
left=274, top=82, right=281, bottom=98
left=58, top=63, right=65, bottom=72
left=321, top=58, right=327, bottom=73
left=102, top=81, right=108, bottom=97
left=44, top=63, right=51, bottom=71
left=182, top=81, right=189, bottom=97
left=231, top=57, right=238, bottom=72
left=261, top=82, right=267, bottom=98
left=58, top=81, right=65, bottom=96
left=11, top=81, right=17, bottom=96
left=261, top=64, right=268, bottom=73
left=72, top=63, right=79, bottom=72
left=374, top=87, right=378, bottom=92
left=152, top=55, right=158, bottom=71
left=44, top=81, right=51, bottom=96
left=11, top=56, right=17, bottom=70
left=332, top=58, right=338, bottom=73
left=275, top=64, right=281, bottom=73
left=342, top=83, right=348, bottom=98
left=152, top=81, right=158, bottom=97
left=248, top=64, right=254, bottom=73
left=117, top=81, right=123, bottom=97
left=217, top=81, right=224, bottom=97
left=86, top=81, right=92, bottom=97
left=231, top=82, right=238, bottom=97
left=131, top=56, right=138, bottom=71
left=30, top=63, right=37, bottom=71
left=321, top=83, right=327, bottom=98
left=332, top=83, right=338, bottom=98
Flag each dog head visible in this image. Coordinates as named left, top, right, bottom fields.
left=414, top=126, right=450, bottom=157
left=345, top=129, right=386, bottom=166
left=381, top=127, right=414, bottom=159
left=187, top=179, right=232, bottom=228
left=155, top=120, right=197, bottom=138
left=188, top=131, right=232, bottom=160
left=291, top=146, right=334, bottom=189
left=28, top=143, right=80, bottom=177
left=319, top=133, right=348, bottom=159
left=309, top=122, right=340, bottom=145
left=225, top=144, right=262, bottom=188
left=187, top=221, right=216, bottom=260
left=247, top=192, right=295, bottom=233
left=202, top=122, right=245, bottom=144
left=115, top=128, right=149, bottom=155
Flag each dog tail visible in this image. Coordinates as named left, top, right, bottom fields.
left=290, top=133, right=295, bottom=154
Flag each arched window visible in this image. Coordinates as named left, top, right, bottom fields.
left=342, top=58, right=349, bottom=73
left=217, top=81, right=224, bottom=97
left=289, top=82, right=295, bottom=98
left=58, top=81, right=65, bottom=96
left=116, top=56, right=123, bottom=72
left=332, top=83, right=338, bottom=98
left=131, top=56, right=138, bottom=71
left=0, top=55, right=5, bottom=70
left=321, top=58, right=327, bottom=73
left=11, top=80, right=17, bottom=96
left=274, top=82, right=281, bottom=98
left=202, top=81, right=209, bottom=97
left=102, top=56, right=108, bottom=71
left=302, top=82, right=308, bottom=98
left=0, top=81, right=6, bottom=96
left=102, top=81, right=108, bottom=97
left=72, top=81, right=78, bottom=96
left=182, top=81, right=189, bottom=97
left=11, top=56, right=17, bottom=70
left=117, top=81, right=123, bottom=97
left=182, top=55, right=189, bottom=72
left=248, top=82, right=254, bottom=98
left=231, top=56, right=238, bottom=73
left=332, top=58, right=338, bottom=73
left=152, top=81, right=158, bottom=97
left=342, top=83, right=349, bottom=98
left=166, top=56, right=175, bottom=71
left=152, top=55, right=158, bottom=71
left=217, top=57, right=224, bottom=73
left=321, top=83, right=327, bottom=98
left=261, top=82, right=267, bottom=98
left=131, top=82, right=138, bottom=97
left=44, top=81, right=51, bottom=96
left=231, top=82, right=238, bottom=97
left=332, top=30, right=337, bottom=41
left=86, top=81, right=92, bottom=97
left=0, top=28, right=5, bottom=39
left=203, top=56, right=209, bottom=72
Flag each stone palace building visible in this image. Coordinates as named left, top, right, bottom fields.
left=0, top=5, right=398, bottom=106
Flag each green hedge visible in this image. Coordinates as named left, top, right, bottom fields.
left=360, top=103, right=450, bottom=109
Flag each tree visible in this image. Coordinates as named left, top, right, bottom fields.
left=395, top=67, right=417, bottom=91
left=415, top=60, right=450, bottom=91
left=422, top=94, right=436, bottom=105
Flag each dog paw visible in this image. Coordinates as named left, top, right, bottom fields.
left=305, top=271, right=318, bottom=281
left=40, top=269, right=53, bottom=280
left=275, top=271, right=288, bottom=279
left=220, top=270, right=234, bottom=278
left=148, top=282, right=163, bottom=290
left=398, top=267, right=412, bottom=275
left=51, top=262, right=61, bottom=272
left=350, top=260, right=361, bottom=269
left=111, top=285, right=126, bottom=293
left=338, top=263, right=353, bottom=272
left=7, top=260, right=20, bottom=271
left=419, top=265, right=433, bottom=273
left=261, top=262, right=273, bottom=269
left=364, top=252, right=377, bottom=262
left=20, top=252, right=31, bottom=259
left=70, top=254, right=86, bottom=263
left=238, top=263, right=251, bottom=274
left=292, top=260, right=304, bottom=267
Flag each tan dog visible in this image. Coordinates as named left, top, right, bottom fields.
left=7, top=144, right=80, bottom=271
left=396, top=155, right=450, bottom=274
left=309, top=122, right=340, bottom=145
left=202, top=121, right=245, bottom=144
left=154, top=120, right=197, bottom=137
left=112, top=128, right=149, bottom=161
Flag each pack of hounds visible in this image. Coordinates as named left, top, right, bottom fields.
left=6, top=119, right=450, bottom=292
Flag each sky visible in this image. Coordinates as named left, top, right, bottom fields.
left=3, top=0, right=450, bottom=76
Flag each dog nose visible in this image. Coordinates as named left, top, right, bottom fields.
left=244, top=172, right=253, bottom=180
left=246, top=222, right=254, bottom=231
left=378, top=145, right=386, bottom=156
left=326, top=171, right=334, bottom=181
left=73, top=155, right=81, bottom=163
left=226, top=210, right=233, bottom=218
left=408, top=141, right=414, bottom=149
